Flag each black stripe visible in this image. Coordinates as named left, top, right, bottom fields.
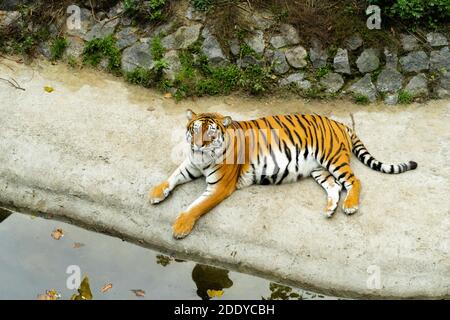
left=208, top=175, right=224, bottom=185
left=186, top=168, right=196, bottom=180
left=277, top=167, right=290, bottom=185
left=333, top=163, right=347, bottom=172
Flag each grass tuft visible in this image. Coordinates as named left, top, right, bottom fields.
left=50, top=37, right=68, bottom=61
left=83, top=36, right=121, bottom=75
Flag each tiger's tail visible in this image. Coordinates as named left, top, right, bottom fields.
left=350, top=131, right=418, bottom=174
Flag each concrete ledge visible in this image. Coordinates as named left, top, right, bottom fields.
left=1, top=59, right=449, bottom=298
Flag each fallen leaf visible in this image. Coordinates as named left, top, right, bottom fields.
left=44, top=86, right=54, bottom=93
left=73, top=242, right=85, bottom=249
left=37, top=289, right=61, bottom=300
left=163, top=92, right=172, bottom=99
left=71, top=276, right=93, bottom=300
left=51, top=228, right=64, bottom=240
left=207, top=289, right=224, bottom=298
left=101, top=283, right=113, bottom=293
left=131, top=289, right=145, bottom=297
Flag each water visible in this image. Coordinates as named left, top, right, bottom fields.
left=0, top=209, right=332, bottom=300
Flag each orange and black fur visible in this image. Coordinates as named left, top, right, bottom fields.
left=150, top=110, right=417, bottom=239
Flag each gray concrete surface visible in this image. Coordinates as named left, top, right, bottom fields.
left=0, top=58, right=449, bottom=298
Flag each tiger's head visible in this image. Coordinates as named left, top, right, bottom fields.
left=185, top=109, right=233, bottom=162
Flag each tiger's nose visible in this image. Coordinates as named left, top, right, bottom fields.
left=193, top=133, right=203, bottom=147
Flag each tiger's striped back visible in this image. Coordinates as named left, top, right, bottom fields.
left=229, top=114, right=417, bottom=188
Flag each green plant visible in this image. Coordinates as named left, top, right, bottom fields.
left=239, top=43, right=258, bottom=58
left=197, top=65, right=241, bottom=95
left=354, top=94, right=370, bottom=104
left=124, top=0, right=136, bottom=12
left=123, top=0, right=169, bottom=22
left=315, top=65, right=331, bottom=78
left=327, top=45, right=338, bottom=58
left=153, top=58, right=169, bottom=79
left=369, top=0, right=450, bottom=27
left=187, top=39, right=203, bottom=55
left=398, top=90, right=413, bottom=104
left=371, top=68, right=382, bottom=82
left=299, top=85, right=327, bottom=99
left=239, top=65, right=273, bottom=95
left=235, top=28, right=247, bottom=40
left=50, top=37, right=68, bottom=61
left=83, top=36, right=121, bottom=74
left=262, top=283, right=302, bottom=300
left=191, top=0, right=213, bottom=12
left=13, top=35, right=35, bottom=55
left=1, top=20, right=50, bottom=56
left=343, top=3, right=355, bottom=15
left=150, top=36, right=165, bottom=60
left=125, top=67, right=154, bottom=87
left=270, top=4, right=289, bottom=23
left=173, top=52, right=201, bottom=99
left=147, top=0, right=167, bottom=21
left=192, top=53, right=210, bottom=75
left=67, top=56, right=79, bottom=68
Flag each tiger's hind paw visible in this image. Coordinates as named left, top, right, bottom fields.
left=326, top=209, right=336, bottom=218
left=342, top=191, right=359, bottom=215
left=342, top=205, right=358, bottom=215
left=325, top=197, right=338, bottom=218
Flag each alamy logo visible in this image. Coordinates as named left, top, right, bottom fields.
left=366, top=5, right=381, bottom=30
left=366, top=265, right=381, bottom=290
left=66, top=265, right=81, bottom=290
left=66, top=5, right=81, bottom=31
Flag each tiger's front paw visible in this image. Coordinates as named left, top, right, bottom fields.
left=149, top=181, right=170, bottom=204
left=172, top=213, right=196, bottom=239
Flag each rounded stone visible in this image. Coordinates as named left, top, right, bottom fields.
left=356, top=49, right=380, bottom=73
left=376, top=69, right=404, bottom=93
left=285, top=45, right=308, bottom=69
left=320, top=72, right=344, bottom=93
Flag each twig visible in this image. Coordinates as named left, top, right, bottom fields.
left=0, top=77, right=25, bottom=91
left=89, top=0, right=101, bottom=22
left=350, top=113, right=356, bottom=132
left=103, top=12, right=123, bottom=24
left=0, top=61, right=15, bottom=72
left=0, top=55, right=24, bottom=64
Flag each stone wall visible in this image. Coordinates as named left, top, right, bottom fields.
left=1, top=1, right=449, bottom=103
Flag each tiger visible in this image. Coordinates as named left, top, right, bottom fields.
left=150, top=109, right=417, bottom=239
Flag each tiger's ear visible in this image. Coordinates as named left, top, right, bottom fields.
left=222, top=116, right=232, bottom=127
left=186, top=109, right=196, bottom=120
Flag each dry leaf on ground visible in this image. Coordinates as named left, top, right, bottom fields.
left=101, top=283, right=113, bottom=293
left=207, top=289, right=224, bottom=298
left=131, top=289, right=145, bottom=297
left=37, top=289, right=61, bottom=300
left=44, top=86, right=54, bottom=93
left=73, top=242, right=85, bottom=248
left=51, top=228, right=64, bottom=240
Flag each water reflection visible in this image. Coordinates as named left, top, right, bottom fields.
left=0, top=208, right=11, bottom=224
left=192, top=264, right=233, bottom=300
left=263, top=283, right=302, bottom=300
left=156, top=254, right=172, bottom=267
left=0, top=210, right=334, bottom=300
